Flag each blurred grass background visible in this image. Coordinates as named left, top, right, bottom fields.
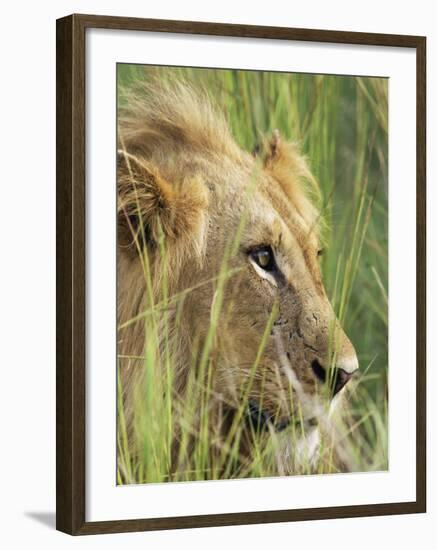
left=117, top=64, right=388, bottom=482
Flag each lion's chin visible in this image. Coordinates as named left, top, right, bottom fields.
left=273, top=426, right=321, bottom=475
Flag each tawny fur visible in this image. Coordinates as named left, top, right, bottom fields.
left=117, top=79, right=358, bottom=477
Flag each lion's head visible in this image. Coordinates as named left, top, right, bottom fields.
left=117, top=80, right=358, bottom=466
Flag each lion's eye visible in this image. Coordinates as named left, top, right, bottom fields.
left=250, top=246, right=277, bottom=272
left=317, top=248, right=324, bottom=258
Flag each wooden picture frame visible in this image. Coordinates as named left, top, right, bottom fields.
left=56, top=13, right=426, bottom=535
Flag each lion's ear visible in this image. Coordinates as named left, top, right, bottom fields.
left=263, top=131, right=321, bottom=206
left=117, top=150, right=208, bottom=250
left=262, top=131, right=323, bottom=233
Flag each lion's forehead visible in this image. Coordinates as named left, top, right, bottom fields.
left=208, top=159, right=321, bottom=272
left=246, top=180, right=320, bottom=253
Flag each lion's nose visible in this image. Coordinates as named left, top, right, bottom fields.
left=311, top=359, right=357, bottom=396
left=332, top=368, right=353, bottom=395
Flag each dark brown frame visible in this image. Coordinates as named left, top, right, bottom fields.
left=56, top=13, right=427, bottom=535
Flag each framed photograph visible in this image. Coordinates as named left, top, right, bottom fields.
left=56, top=14, right=426, bottom=535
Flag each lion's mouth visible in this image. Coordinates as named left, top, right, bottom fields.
left=246, top=400, right=319, bottom=433
left=246, top=400, right=291, bottom=432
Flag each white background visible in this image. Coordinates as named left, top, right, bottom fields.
left=0, top=0, right=435, bottom=548
left=87, top=30, right=417, bottom=521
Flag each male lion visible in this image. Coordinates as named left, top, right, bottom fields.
left=117, top=80, right=359, bottom=481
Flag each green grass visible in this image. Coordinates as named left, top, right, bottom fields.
left=116, top=65, right=388, bottom=484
